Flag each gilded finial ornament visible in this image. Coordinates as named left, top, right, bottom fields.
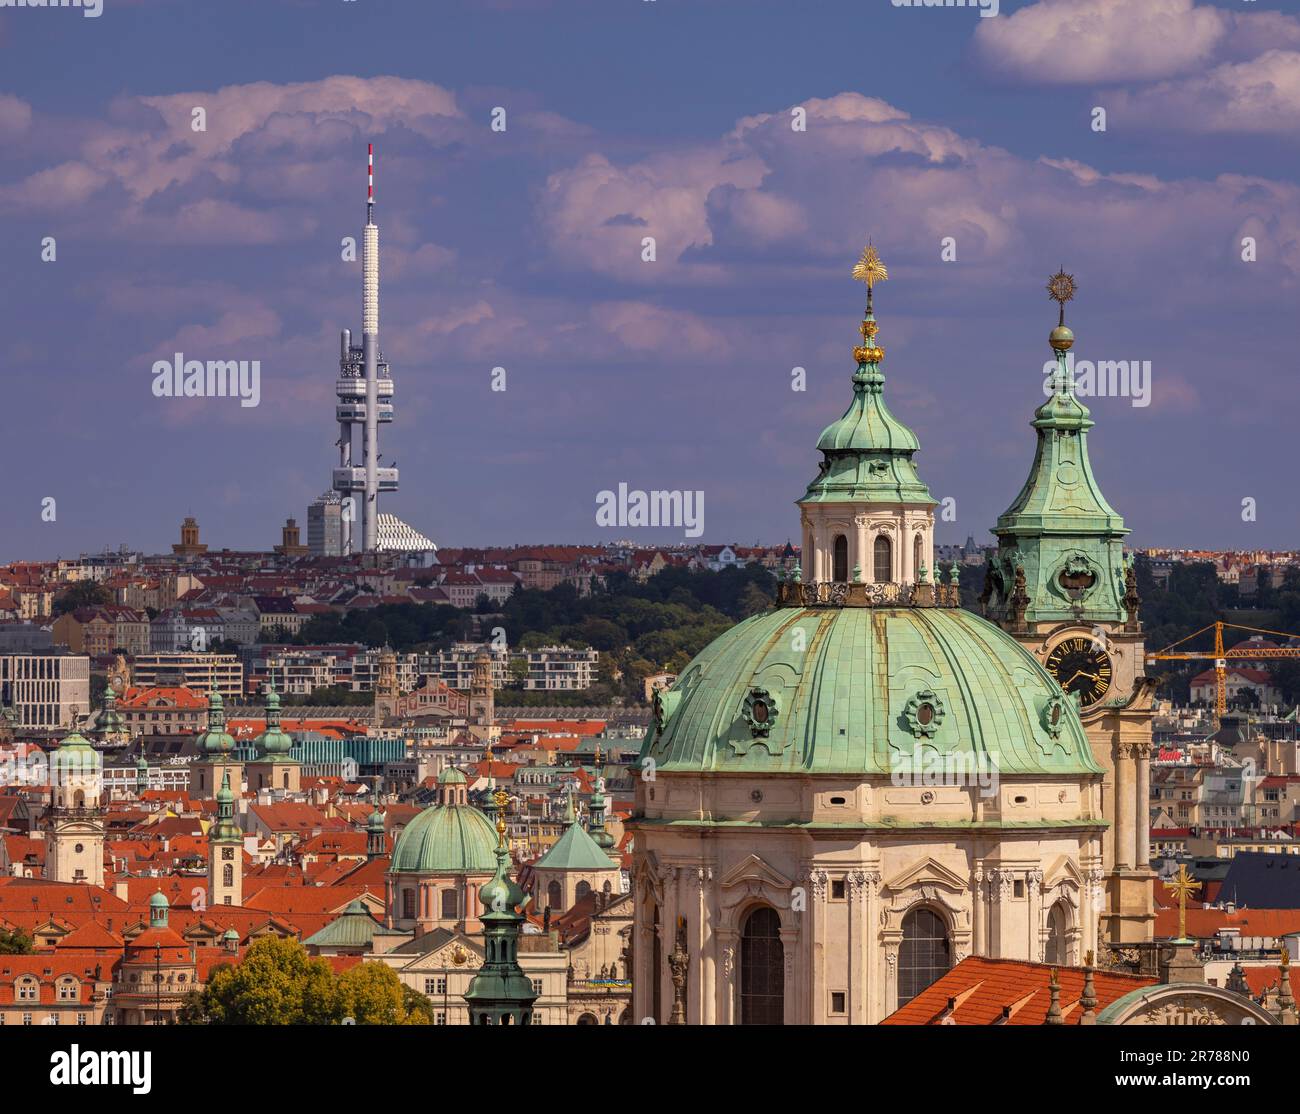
left=852, top=243, right=887, bottom=364
left=1046, top=267, right=1077, bottom=352
left=493, top=788, right=509, bottom=845
left=852, top=244, right=889, bottom=289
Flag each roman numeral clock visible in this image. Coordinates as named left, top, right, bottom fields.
left=1045, top=635, right=1114, bottom=708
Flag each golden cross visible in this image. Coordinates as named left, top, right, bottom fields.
left=1164, top=864, right=1201, bottom=941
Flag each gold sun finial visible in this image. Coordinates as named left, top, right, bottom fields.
left=852, top=243, right=887, bottom=364
left=1164, top=863, right=1202, bottom=942
left=852, top=243, right=889, bottom=290
left=1046, top=267, right=1078, bottom=351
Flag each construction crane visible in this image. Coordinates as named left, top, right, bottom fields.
left=1147, top=621, right=1300, bottom=718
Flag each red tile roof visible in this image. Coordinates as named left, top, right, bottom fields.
left=882, top=957, right=1157, bottom=1025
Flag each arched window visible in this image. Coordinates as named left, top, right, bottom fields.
left=913, top=533, right=923, bottom=578
left=898, top=907, right=950, bottom=1007
left=602, top=880, right=612, bottom=893
left=740, top=906, right=784, bottom=1025
left=873, top=534, right=892, bottom=584
left=577, top=1012, right=598, bottom=1025
left=832, top=534, right=849, bottom=583
left=576, top=880, right=591, bottom=900
left=222, top=864, right=233, bottom=886
left=547, top=880, right=562, bottom=910
left=1045, top=901, right=1069, bottom=966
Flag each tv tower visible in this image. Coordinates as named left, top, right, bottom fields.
left=332, top=143, right=398, bottom=554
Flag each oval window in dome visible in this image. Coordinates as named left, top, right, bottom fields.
left=917, top=703, right=934, bottom=726
left=751, top=699, right=769, bottom=724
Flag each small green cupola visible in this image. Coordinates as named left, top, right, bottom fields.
left=366, top=806, right=386, bottom=860
left=985, top=271, right=1134, bottom=631
left=587, top=746, right=615, bottom=851
left=210, top=771, right=242, bottom=844
left=464, top=790, right=538, bottom=1026
left=149, top=890, right=169, bottom=928
left=253, top=681, right=294, bottom=761
left=92, top=684, right=128, bottom=744
left=796, top=246, right=939, bottom=588
left=800, top=245, right=935, bottom=509
left=196, top=685, right=235, bottom=757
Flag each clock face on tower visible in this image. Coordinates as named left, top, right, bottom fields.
left=1045, top=636, right=1112, bottom=707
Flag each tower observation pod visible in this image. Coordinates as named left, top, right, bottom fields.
left=333, top=143, right=399, bottom=554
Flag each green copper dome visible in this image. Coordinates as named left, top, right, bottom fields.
left=51, top=730, right=100, bottom=773
left=196, top=687, right=235, bottom=757
left=642, top=604, right=1101, bottom=777
left=801, top=307, right=935, bottom=508
left=254, top=685, right=294, bottom=760
left=389, top=803, right=499, bottom=875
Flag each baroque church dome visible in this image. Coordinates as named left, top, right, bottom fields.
left=389, top=801, right=499, bottom=875
left=645, top=603, right=1099, bottom=778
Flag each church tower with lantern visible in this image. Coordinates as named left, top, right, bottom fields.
left=207, top=771, right=244, bottom=907
left=984, top=271, right=1154, bottom=952
left=797, top=246, right=937, bottom=589
left=47, top=730, right=105, bottom=887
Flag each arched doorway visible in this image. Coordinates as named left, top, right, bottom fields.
left=1045, top=901, right=1069, bottom=965
left=832, top=534, right=849, bottom=582
left=898, top=907, right=950, bottom=1008
left=873, top=535, right=892, bottom=583
left=739, top=906, right=784, bottom=1024
left=576, top=1012, right=598, bottom=1025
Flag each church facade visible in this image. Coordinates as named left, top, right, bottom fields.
left=629, top=253, right=1153, bottom=1024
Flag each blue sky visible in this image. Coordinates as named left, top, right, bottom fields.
left=4, top=0, right=1300, bottom=558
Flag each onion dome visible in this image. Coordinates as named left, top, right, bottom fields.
left=196, top=685, right=235, bottom=757
left=92, top=684, right=126, bottom=741
left=802, top=245, right=935, bottom=507
left=210, top=771, right=242, bottom=843
left=642, top=605, right=1101, bottom=777
left=253, top=683, right=294, bottom=760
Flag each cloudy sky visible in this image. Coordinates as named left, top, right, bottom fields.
left=4, top=0, right=1299, bottom=559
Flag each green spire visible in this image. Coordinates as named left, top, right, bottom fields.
left=210, top=771, right=242, bottom=844
left=197, top=684, right=235, bottom=757
left=254, top=680, right=294, bottom=760
left=800, top=246, right=935, bottom=508
left=93, top=684, right=126, bottom=742
left=464, top=790, right=538, bottom=1025
left=587, top=746, right=615, bottom=850
left=987, top=271, right=1130, bottom=628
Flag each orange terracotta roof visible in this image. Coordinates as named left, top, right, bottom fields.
left=882, top=957, right=1157, bottom=1025
left=1153, top=907, right=1300, bottom=940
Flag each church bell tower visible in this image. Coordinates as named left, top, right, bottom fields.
left=985, top=272, right=1154, bottom=952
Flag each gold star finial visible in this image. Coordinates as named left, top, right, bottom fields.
left=852, top=243, right=889, bottom=290
left=1164, top=864, right=1202, bottom=941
